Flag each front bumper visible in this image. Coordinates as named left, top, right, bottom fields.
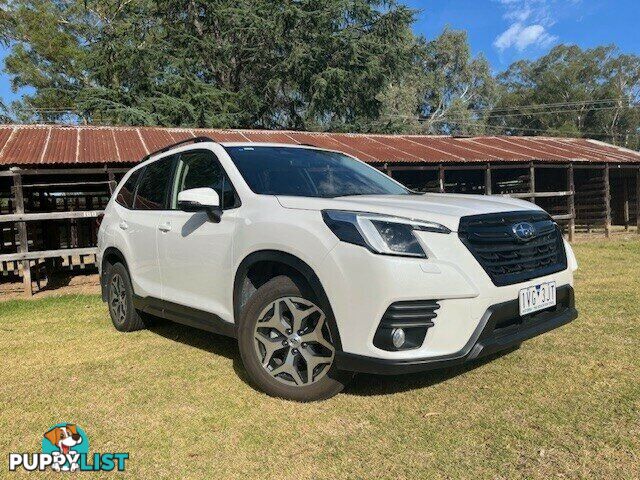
left=318, top=233, right=576, bottom=360
left=334, top=284, right=577, bottom=375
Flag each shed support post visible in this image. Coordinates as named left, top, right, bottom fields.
left=637, top=168, right=640, bottom=234
left=568, top=164, right=575, bottom=242
left=623, top=178, right=629, bottom=230
left=529, top=162, right=536, bottom=204
left=108, top=171, right=116, bottom=194
left=604, top=164, right=611, bottom=238
left=438, top=164, right=445, bottom=193
left=485, top=164, right=492, bottom=195
left=12, top=172, right=32, bottom=296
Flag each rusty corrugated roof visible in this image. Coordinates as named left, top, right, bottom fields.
left=0, top=124, right=638, bottom=167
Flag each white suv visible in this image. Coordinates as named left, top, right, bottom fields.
left=98, top=137, right=578, bottom=401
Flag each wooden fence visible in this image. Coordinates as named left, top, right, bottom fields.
left=0, top=166, right=128, bottom=295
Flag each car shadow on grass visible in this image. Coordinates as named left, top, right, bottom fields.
left=145, top=317, right=519, bottom=397
left=145, top=318, right=254, bottom=386
left=342, top=347, right=520, bottom=397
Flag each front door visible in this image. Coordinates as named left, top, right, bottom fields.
left=157, top=149, right=241, bottom=322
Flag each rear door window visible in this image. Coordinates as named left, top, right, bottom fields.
left=134, top=155, right=176, bottom=210
left=115, top=169, right=142, bottom=209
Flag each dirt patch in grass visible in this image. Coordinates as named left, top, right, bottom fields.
left=0, top=239, right=638, bottom=479
left=0, top=273, right=101, bottom=301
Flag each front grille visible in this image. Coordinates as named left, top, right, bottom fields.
left=458, top=211, right=567, bottom=286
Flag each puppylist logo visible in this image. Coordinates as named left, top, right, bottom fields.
left=8, top=423, right=129, bottom=472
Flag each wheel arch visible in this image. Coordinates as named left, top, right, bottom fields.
left=233, top=250, right=343, bottom=351
left=100, top=247, right=130, bottom=301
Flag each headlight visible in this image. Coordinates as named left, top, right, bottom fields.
left=322, top=210, right=450, bottom=258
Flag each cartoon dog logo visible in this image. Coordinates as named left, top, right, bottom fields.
left=43, top=424, right=83, bottom=471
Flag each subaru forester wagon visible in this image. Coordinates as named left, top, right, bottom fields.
left=98, top=137, right=578, bottom=401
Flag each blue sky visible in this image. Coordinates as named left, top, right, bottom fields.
left=405, top=0, right=640, bottom=70
left=1, top=0, right=639, bottom=105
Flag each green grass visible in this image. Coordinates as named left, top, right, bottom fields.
left=1, top=239, right=639, bottom=479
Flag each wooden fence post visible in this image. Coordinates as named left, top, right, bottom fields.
left=637, top=167, right=640, bottom=234
left=622, top=178, right=629, bottom=230
left=108, top=171, right=117, bottom=194
left=568, top=164, right=575, bottom=242
left=604, top=164, right=611, bottom=238
left=529, top=162, right=536, bottom=204
left=485, top=164, right=492, bottom=195
left=12, top=172, right=32, bottom=296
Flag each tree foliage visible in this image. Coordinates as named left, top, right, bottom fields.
left=416, top=29, right=497, bottom=135
left=374, top=29, right=498, bottom=135
left=2, top=0, right=419, bottom=130
left=491, top=45, right=640, bottom=149
left=1, top=1, right=639, bottom=149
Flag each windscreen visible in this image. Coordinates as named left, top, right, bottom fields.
left=224, top=146, right=410, bottom=198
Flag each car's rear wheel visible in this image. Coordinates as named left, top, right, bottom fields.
left=238, top=275, right=351, bottom=401
left=106, top=263, right=146, bottom=332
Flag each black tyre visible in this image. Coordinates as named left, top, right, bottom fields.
left=238, top=275, right=352, bottom=401
left=105, top=262, right=146, bottom=332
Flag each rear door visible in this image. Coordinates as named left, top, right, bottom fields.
left=125, top=155, right=176, bottom=298
left=157, top=149, right=241, bottom=321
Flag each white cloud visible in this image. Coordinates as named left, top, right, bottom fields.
left=493, top=0, right=567, bottom=52
left=494, top=23, right=558, bottom=51
left=506, top=7, right=532, bottom=22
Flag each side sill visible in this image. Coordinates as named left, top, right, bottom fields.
left=133, top=295, right=237, bottom=338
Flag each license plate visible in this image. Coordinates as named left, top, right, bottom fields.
left=519, top=281, right=556, bottom=316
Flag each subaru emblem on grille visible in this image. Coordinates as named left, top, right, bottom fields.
left=512, top=222, right=536, bottom=241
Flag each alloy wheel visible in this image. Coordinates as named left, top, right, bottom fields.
left=109, top=273, right=127, bottom=324
left=253, top=296, right=335, bottom=386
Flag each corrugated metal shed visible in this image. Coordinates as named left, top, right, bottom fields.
left=0, top=124, right=639, bottom=166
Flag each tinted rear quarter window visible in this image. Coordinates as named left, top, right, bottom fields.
left=134, top=156, right=176, bottom=210
left=115, top=169, right=141, bottom=209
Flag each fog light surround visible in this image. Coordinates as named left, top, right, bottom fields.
left=373, top=300, right=441, bottom=351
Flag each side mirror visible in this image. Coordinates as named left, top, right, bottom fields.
left=178, top=187, right=222, bottom=222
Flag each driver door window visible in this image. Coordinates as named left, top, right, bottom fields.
left=171, top=150, right=239, bottom=210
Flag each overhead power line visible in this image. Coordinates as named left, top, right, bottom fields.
left=15, top=98, right=638, bottom=115
left=476, top=105, right=639, bottom=120
left=384, top=104, right=639, bottom=122
left=10, top=100, right=640, bottom=141
left=427, top=118, right=640, bottom=139
left=480, top=98, right=634, bottom=113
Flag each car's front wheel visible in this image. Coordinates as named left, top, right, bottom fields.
left=238, top=275, right=351, bottom=401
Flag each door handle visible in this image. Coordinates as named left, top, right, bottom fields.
left=158, top=222, right=172, bottom=233
left=119, top=221, right=128, bottom=231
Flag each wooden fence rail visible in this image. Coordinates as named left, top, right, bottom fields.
left=0, top=247, right=98, bottom=262
left=0, top=210, right=104, bottom=223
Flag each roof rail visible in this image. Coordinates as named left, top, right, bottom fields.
left=141, top=136, right=215, bottom=162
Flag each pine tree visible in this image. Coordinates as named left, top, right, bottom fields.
left=2, top=0, right=420, bottom=130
